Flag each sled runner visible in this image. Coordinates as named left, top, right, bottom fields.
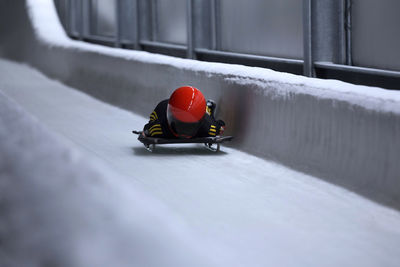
left=132, top=131, right=233, bottom=152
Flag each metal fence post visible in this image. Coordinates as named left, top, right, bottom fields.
left=150, top=0, right=157, bottom=42
left=345, top=0, right=352, bottom=66
left=210, top=0, right=220, bottom=51
left=187, top=0, right=195, bottom=58
left=82, top=0, right=90, bottom=39
left=134, top=0, right=140, bottom=50
left=303, top=0, right=314, bottom=77
left=210, top=0, right=217, bottom=50
left=77, top=0, right=83, bottom=40
left=64, top=0, right=70, bottom=35
left=137, top=0, right=151, bottom=43
left=68, top=0, right=74, bottom=37
left=115, top=0, right=122, bottom=47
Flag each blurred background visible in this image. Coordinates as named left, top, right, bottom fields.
left=54, top=0, right=400, bottom=89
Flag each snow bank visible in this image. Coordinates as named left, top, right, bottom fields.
left=0, top=91, right=219, bottom=267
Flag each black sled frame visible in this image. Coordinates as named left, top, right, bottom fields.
left=132, top=131, right=233, bottom=152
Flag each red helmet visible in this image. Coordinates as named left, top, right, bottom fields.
left=167, top=86, right=206, bottom=138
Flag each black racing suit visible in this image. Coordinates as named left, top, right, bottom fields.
left=143, top=99, right=225, bottom=138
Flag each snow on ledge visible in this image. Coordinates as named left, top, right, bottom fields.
left=26, top=0, right=400, bottom=114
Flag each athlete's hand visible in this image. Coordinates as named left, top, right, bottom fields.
left=142, top=130, right=149, bottom=137
left=217, top=120, right=225, bottom=135
left=219, top=126, right=225, bottom=135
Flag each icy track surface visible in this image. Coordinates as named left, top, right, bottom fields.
left=1, top=58, right=400, bottom=267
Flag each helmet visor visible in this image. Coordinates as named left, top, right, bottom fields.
left=167, top=112, right=203, bottom=138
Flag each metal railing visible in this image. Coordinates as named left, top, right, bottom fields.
left=54, top=0, right=400, bottom=90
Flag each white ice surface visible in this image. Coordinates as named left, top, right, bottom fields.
left=1, top=59, right=400, bottom=267
left=26, top=0, right=400, bottom=114
left=0, top=64, right=223, bottom=267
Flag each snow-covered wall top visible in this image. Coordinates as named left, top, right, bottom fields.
left=1, top=0, right=399, bottom=209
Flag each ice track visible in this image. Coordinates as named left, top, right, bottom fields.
left=1, top=58, right=400, bottom=267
